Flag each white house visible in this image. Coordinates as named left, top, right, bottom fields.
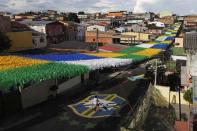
left=115, top=27, right=128, bottom=33
left=77, top=14, right=88, bottom=19
left=32, top=31, right=47, bottom=48
left=19, top=20, right=54, bottom=34
left=149, top=21, right=165, bottom=28
left=87, top=25, right=108, bottom=32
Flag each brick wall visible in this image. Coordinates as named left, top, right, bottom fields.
left=85, top=31, right=113, bottom=44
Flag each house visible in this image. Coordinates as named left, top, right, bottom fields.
left=60, top=21, right=78, bottom=41
left=184, top=15, right=197, bottom=31
left=149, top=21, right=165, bottom=28
left=130, top=24, right=148, bottom=32
left=0, top=12, right=13, bottom=19
left=107, top=11, right=123, bottom=18
left=158, top=16, right=175, bottom=25
left=115, top=27, right=128, bottom=33
left=121, top=32, right=154, bottom=42
left=95, top=18, right=112, bottom=24
left=112, top=34, right=136, bottom=45
left=129, top=12, right=153, bottom=20
left=183, top=32, right=197, bottom=104
left=87, top=23, right=109, bottom=32
left=11, top=21, right=47, bottom=49
left=19, top=21, right=65, bottom=44
left=77, top=14, right=88, bottom=20
left=76, top=23, right=85, bottom=41
left=0, top=15, right=11, bottom=32
left=85, top=31, right=114, bottom=45
left=145, top=28, right=163, bottom=35
left=32, top=31, right=47, bottom=48
left=125, top=19, right=144, bottom=25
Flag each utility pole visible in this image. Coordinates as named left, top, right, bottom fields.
left=154, top=59, right=158, bottom=86
left=95, top=28, right=99, bottom=53
left=178, top=84, right=182, bottom=120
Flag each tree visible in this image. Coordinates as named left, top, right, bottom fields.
left=65, top=13, right=80, bottom=23
left=183, top=88, right=193, bottom=105
left=78, top=11, right=85, bottom=15
left=0, top=32, right=11, bottom=51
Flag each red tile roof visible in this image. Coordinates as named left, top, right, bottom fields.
left=174, top=121, right=189, bottom=131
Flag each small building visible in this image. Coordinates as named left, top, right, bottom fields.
left=184, top=15, right=197, bottom=31
left=145, top=28, right=163, bottom=35
left=87, top=24, right=109, bottom=32
left=95, top=18, right=112, bottom=24
left=19, top=21, right=65, bottom=44
left=60, top=21, right=78, bottom=41
left=76, top=24, right=85, bottom=41
left=121, top=32, right=154, bottom=42
left=183, top=32, right=197, bottom=104
left=32, top=31, right=47, bottom=48
left=129, top=12, right=153, bottom=20
left=158, top=16, right=175, bottom=25
left=85, top=31, right=114, bottom=45
left=149, top=21, right=165, bottom=28
left=77, top=14, right=88, bottom=19
left=130, top=24, right=148, bottom=32
left=0, top=15, right=11, bottom=32
left=115, top=27, right=128, bottom=33
left=125, top=19, right=144, bottom=25
left=107, top=11, right=123, bottom=18
left=112, top=34, right=136, bottom=45
left=175, top=37, right=184, bottom=48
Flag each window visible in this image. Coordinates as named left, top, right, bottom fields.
left=40, top=37, right=45, bottom=43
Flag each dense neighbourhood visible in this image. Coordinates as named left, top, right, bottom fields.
left=0, top=10, right=196, bottom=131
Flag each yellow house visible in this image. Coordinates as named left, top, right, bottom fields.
left=7, top=31, right=33, bottom=51
left=121, top=32, right=152, bottom=42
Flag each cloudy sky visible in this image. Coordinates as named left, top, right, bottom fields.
left=0, top=0, right=196, bottom=15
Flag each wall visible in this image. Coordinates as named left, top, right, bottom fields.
left=121, top=32, right=150, bottom=41
left=57, top=76, right=81, bottom=94
left=32, top=34, right=47, bottom=48
left=155, top=85, right=189, bottom=105
left=85, top=31, right=113, bottom=44
left=175, top=37, right=184, bottom=47
left=20, top=79, right=56, bottom=109
left=46, top=23, right=65, bottom=44
left=7, top=31, right=33, bottom=51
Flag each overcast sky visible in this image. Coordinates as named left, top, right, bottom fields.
left=0, top=0, right=196, bottom=15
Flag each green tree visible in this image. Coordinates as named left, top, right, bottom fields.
left=183, top=88, right=193, bottom=105
left=65, top=13, right=80, bottom=23
left=0, top=32, right=11, bottom=51
left=78, top=11, right=85, bottom=15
